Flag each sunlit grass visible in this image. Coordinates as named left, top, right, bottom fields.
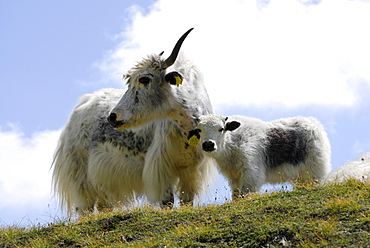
left=1, top=178, right=369, bottom=247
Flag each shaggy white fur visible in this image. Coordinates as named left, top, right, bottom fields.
left=52, top=34, right=215, bottom=215
left=189, top=115, right=332, bottom=200
left=324, top=152, right=370, bottom=183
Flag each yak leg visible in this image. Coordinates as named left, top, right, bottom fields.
left=161, top=188, right=175, bottom=208
left=177, top=167, right=200, bottom=206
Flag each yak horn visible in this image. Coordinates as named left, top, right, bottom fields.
left=162, top=28, right=194, bottom=69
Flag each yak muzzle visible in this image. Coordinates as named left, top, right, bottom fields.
left=107, top=113, right=127, bottom=129
left=202, top=140, right=216, bottom=152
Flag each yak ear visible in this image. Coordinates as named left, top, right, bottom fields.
left=165, top=71, right=183, bottom=87
left=225, top=121, right=241, bottom=132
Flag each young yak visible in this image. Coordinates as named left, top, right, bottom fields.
left=188, top=115, right=331, bottom=199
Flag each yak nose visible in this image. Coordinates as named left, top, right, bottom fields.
left=107, top=112, right=125, bottom=129
left=202, top=141, right=216, bottom=152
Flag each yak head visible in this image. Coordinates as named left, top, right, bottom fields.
left=108, top=28, right=194, bottom=130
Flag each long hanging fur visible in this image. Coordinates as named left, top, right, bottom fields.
left=190, top=115, right=331, bottom=200
left=52, top=53, right=216, bottom=216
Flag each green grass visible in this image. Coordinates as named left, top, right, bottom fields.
left=1, top=179, right=369, bottom=247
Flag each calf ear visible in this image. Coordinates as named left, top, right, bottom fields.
left=187, top=128, right=201, bottom=146
left=225, top=121, right=241, bottom=132
left=187, top=128, right=201, bottom=140
left=165, top=71, right=183, bottom=87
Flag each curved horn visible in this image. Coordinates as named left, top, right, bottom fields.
left=162, top=28, right=194, bottom=69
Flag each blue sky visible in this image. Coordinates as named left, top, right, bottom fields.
left=0, top=0, right=153, bottom=134
left=1, top=0, right=370, bottom=226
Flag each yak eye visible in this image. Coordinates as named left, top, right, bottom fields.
left=219, top=128, right=224, bottom=132
left=138, top=76, right=151, bottom=86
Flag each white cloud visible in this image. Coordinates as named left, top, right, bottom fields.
left=0, top=126, right=61, bottom=224
left=97, top=0, right=370, bottom=111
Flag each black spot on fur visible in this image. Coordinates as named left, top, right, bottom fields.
left=92, top=117, right=153, bottom=155
left=180, top=99, right=189, bottom=110
left=134, top=91, right=139, bottom=104
left=265, top=128, right=306, bottom=168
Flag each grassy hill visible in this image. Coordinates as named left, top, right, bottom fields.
left=1, top=179, right=369, bottom=247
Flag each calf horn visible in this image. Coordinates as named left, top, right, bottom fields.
left=162, top=28, right=194, bottom=69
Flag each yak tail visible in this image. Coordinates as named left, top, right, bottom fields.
left=51, top=94, right=101, bottom=215
left=51, top=128, right=98, bottom=215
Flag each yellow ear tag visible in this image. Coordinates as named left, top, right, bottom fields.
left=188, top=135, right=200, bottom=146
left=175, top=76, right=183, bottom=87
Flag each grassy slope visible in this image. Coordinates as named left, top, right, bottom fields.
left=1, top=179, right=369, bottom=247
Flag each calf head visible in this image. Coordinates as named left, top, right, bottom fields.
left=108, top=28, right=193, bottom=130
left=188, top=115, right=241, bottom=153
